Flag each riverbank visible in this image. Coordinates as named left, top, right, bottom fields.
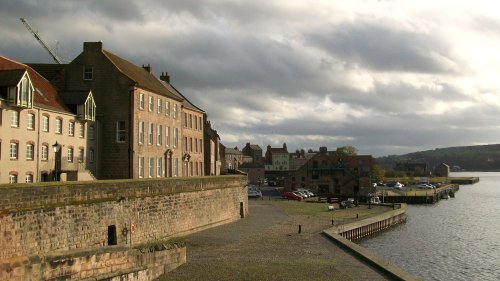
left=159, top=200, right=414, bottom=281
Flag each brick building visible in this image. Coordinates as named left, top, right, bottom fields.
left=58, top=42, right=194, bottom=179
left=242, top=143, right=263, bottom=164
left=285, top=147, right=374, bottom=198
left=264, top=143, right=290, bottom=171
left=224, top=146, right=243, bottom=171
left=0, top=56, right=96, bottom=183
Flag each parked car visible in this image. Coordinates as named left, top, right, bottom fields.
left=282, top=191, right=303, bottom=200
left=340, top=198, right=355, bottom=209
left=297, top=189, right=315, bottom=197
left=295, top=191, right=309, bottom=198
left=393, top=182, right=404, bottom=189
left=248, top=189, right=262, bottom=198
left=417, top=183, right=435, bottom=189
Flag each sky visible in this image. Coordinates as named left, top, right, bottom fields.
left=1, top=0, right=500, bottom=157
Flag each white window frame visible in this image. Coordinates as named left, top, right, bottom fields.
left=139, top=93, right=145, bottom=109
left=27, top=113, right=34, bottom=130
left=79, top=123, right=85, bottom=138
left=158, top=98, right=162, bottom=113
left=139, top=121, right=144, bottom=144
left=11, top=111, right=19, bottom=127
left=157, top=157, right=163, bottom=177
left=25, top=174, right=33, bottom=183
left=139, top=157, right=144, bottom=178
left=55, top=118, right=62, bottom=134
left=83, top=65, right=93, bottom=80
left=166, top=101, right=170, bottom=115
left=67, top=148, right=74, bottom=162
left=78, top=148, right=84, bottom=163
left=10, top=143, right=18, bottom=159
left=148, top=96, right=153, bottom=112
left=116, top=121, right=125, bottom=143
left=149, top=157, right=154, bottom=178
left=68, top=121, right=74, bottom=136
left=148, top=123, right=154, bottom=145
left=173, top=104, right=178, bottom=118
left=166, top=126, right=170, bottom=146
left=41, top=145, right=48, bottom=160
left=173, top=128, right=178, bottom=147
left=157, top=124, right=162, bottom=146
left=26, top=143, right=34, bottom=160
left=9, top=175, right=17, bottom=184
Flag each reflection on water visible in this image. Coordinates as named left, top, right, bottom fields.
left=359, top=172, right=500, bottom=281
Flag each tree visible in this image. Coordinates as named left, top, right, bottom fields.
left=336, top=145, right=358, bottom=157
left=372, top=164, right=385, bottom=180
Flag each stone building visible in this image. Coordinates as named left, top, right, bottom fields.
left=284, top=147, right=374, bottom=198
left=242, top=143, right=263, bottom=164
left=239, top=162, right=265, bottom=185
left=0, top=56, right=96, bottom=183
left=224, top=146, right=243, bottom=171
left=159, top=76, right=205, bottom=177
left=265, top=143, right=290, bottom=171
left=57, top=42, right=192, bottom=179
left=203, top=120, right=221, bottom=176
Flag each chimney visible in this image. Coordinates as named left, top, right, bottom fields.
left=160, top=72, right=170, bottom=83
left=142, top=64, right=152, bottom=73
left=83, top=41, right=103, bottom=53
left=283, top=143, right=287, bottom=149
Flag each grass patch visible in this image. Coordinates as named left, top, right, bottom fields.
left=274, top=201, right=392, bottom=223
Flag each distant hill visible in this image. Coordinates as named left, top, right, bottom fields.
left=376, top=144, right=500, bottom=172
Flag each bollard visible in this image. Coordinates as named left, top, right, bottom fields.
left=331, top=219, right=334, bottom=225
left=298, top=224, right=302, bottom=234
left=356, top=214, right=359, bottom=219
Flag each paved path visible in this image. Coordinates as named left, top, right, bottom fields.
left=159, top=200, right=393, bottom=281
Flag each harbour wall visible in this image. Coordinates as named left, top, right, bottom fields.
left=0, top=175, right=248, bottom=280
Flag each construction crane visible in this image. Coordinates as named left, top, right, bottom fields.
left=20, top=18, right=62, bottom=64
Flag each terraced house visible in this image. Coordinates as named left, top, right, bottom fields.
left=0, top=56, right=96, bottom=183
left=55, top=42, right=208, bottom=179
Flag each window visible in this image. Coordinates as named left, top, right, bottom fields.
left=166, top=126, right=170, bottom=146
left=89, top=125, right=95, bottom=140
left=190, top=162, right=193, bottom=176
left=195, top=138, right=198, bottom=153
left=10, top=142, right=18, bottom=159
left=173, top=128, right=178, bottom=147
left=27, top=113, right=35, bottom=130
left=41, top=145, right=48, bottom=160
left=79, top=123, right=85, bottom=138
left=8, top=74, right=33, bottom=108
left=25, top=174, right=33, bottom=183
left=166, top=101, right=170, bottom=115
left=139, top=157, right=144, bottom=178
left=68, top=121, right=75, bottom=136
left=183, top=113, right=187, bottom=127
left=195, top=161, right=198, bottom=176
left=195, top=116, right=198, bottom=130
left=9, top=174, right=17, bottom=184
left=157, top=157, right=163, bottom=177
left=173, top=104, right=178, bottom=118
left=157, top=125, right=162, bottom=145
left=174, top=158, right=178, bottom=176
left=148, top=96, right=153, bottom=111
left=149, top=157, right=154, bottom=178
left=55, top=118, right=62, bottom=134
left=89, top=149, right=94, bottom=163
left=83, top=65, right=93, bottom=80
left=158, top=98, right=162, bottom=113
left=78, top=148, right=84, bottom=162
left=189, top=114, right=192, bottom=128
left=200, top=139, right=203, bottom=153
left=116, top=121, right=125, bottom=143
left=42, top=115, right=49, bottom=132
left=148, top=123, right=154, bottom=144
left=26, top=144, right=34, bottom=160
left=139, top=93, right=145, bottom=109
left=199, top=117, right=202, bottom=131
left=11, top=111, right=19, bottom=127
left=184, top=137, right=188, bottom=152
left=67, top=148, right=74, bottom=162
left=139, top=121, right=144, bottom=144
left=190, top=137, right=193, bottom=152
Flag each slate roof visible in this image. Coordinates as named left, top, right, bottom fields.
left=270, top=148, right=288, bottom=154
left=159, top=80, right=204, bottom=113
left=0, top=56, right=71, bottom=113
left=60, top=91, right=91, bottom=105
left=102, top=50, right=182, bottom=102
left=249, top=144, right=262, bottom=150
left=225, top=148, right=242, bottom=155
left=27, top=63, right=66, bottom=81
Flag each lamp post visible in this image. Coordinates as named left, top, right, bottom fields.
left=52, top=141, right=61, bottom=181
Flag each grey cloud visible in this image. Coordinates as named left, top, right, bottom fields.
left=87, top=0, right=144, bottom=22
left=305, top=22, right=456, bottom=73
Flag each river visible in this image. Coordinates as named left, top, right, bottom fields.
left=359, top=172, right=500, bottom=281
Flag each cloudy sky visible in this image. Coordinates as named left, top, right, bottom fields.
left=1, top=0, right=500, bottom=156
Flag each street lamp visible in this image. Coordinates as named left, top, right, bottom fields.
left=52, top=141, right=61, bottom=181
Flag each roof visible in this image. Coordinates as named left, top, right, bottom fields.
left=225, top=148, right=242, bottom=155
left=60, top=91, right=91, bottom=105
left=0, top=69, right=25, bottom=86
left=27, top=63, right=66, bottom=81
left=159, top=80, right=204, bottom=113
left=270, top=148, right=288, bottom=154
left=0, top=56, right=71, bottom=113
left=102, top=49, right=182, bottom=102
left=249, top=144, right=262, bottom=150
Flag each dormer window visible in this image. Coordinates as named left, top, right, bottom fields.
left=77, top=91, right=96, bottom=121
left=7, top=71, right=33, bottom=108
left=83, top=66, right=93, bottom=80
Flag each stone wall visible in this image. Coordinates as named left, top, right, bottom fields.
left=0, top=175, right=248, bottom=280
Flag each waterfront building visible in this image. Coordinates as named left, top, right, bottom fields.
left=0, top=56, right=96, bottom=183
left=224, top=146, right=243, bottom=171
left=204, top=120, right=221, bottom=176
left=284, top=147, right=374, bottom=198
left=264, top=143, right=290, bottom=171
left=242, top=143, right=263, bottom=164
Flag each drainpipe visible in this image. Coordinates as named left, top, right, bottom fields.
left=128, top=84, right=137, bottom=179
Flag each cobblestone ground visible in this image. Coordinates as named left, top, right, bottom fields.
left=159, top=200, right=392, bottom=281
